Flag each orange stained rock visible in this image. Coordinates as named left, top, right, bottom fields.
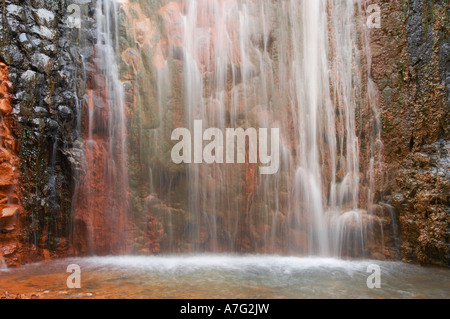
left=0, top=62, right=24, bottom=267
left=158, top=2, right=182, bottom=24
left=0, top=99, right=12, bottom=116
left=134, top=18, right=154, bottom=47
left=158, top=2, right=184, bottom=47
left=121, top=48, right=143, bottom=73
left=153, top=39, right=169, bottom=70
left=0, top=63, right=12, bottom=116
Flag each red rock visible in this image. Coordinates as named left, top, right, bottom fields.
left=195, top=30, right=215, bottom=74
left=91, top=74, right=106, bottom=92
left=0, top=99, right=11, bottom=115
left=158, top=2, right=182, bottom=25
left=0, top=72, right=12, bottom=115
left=43, top=249, right=51, bottom=260
left=7, top=194, right=19, bottom=205
left=0, top=147, right=12, bottom=163
left=121, top=48, right=142, bottom=73
left=0, top=163, right=14, bottom=186
left=73, top=63, right=133, bottom=256
left=153, top=40, right=169, bottom=70
left=0, top=81, right=12, bottom=95
left=1, top=244, right=17, bottom=256
left=1, top=206, right=19, bottom=218
left=289, top=229, right=309, bottom=253
left=0, top=63, right=8, bottom=82
left=134, top=18, right=154, bottom=47
left=158, top=2, right=184, bottom=47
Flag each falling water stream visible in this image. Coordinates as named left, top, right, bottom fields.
left=75, top=0, right=384, bottom=257
left=72, top=0, right=132, bottom=255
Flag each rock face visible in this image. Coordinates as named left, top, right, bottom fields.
left=369, top=0, right=449, bottom=266
left=0, top=0, right=84, bottom=265
left=0, top=61, right=22, bottom=267
left=0, top=0, right=448, bottom=267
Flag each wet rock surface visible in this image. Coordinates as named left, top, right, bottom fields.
left=370, top=0, right=449, bottom=266
left=0, top=0, right=90, bottom=265
left=0, top=60, right=22, bottom=267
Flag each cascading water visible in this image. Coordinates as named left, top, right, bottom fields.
left=72, top=0, right=132, bottom=255
left=75, top=0, right=383, bottom=258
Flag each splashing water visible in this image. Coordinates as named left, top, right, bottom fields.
left=0, top=256, right=448, bottom=298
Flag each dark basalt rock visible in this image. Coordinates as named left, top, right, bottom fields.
left=0, top=0, right=95, bottom=264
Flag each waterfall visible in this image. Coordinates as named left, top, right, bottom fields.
left=76, top=0, right=381, bottom=257
left=72, top=0, right=132, bottom=255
